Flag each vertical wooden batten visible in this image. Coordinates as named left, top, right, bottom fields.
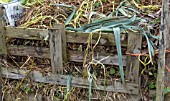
left=0, top=6, right=7, bottom=101
left=53, top=24, right=67, bottom=62
left=165, top=9, right=170, bottom=87
left=49, top=25, right=64, bottom=74
left=126, top=32, right=142, bottom=94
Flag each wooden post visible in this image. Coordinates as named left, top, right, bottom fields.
left=0, top=6, right=7, bottom=101
left=49, top=25, right=63, bottom=74
left=165, top=6, right=170, bottom=87
left=126, top=32, right=142, bottom=94
left=53, top=24, right=67, bottom=62
left=156, top=0, right=169, bottom=101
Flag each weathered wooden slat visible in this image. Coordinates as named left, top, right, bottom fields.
left=7, top=46, right=126, bottom=66
left=0, top=8, right=7, bottom=100
left=66, top=31, right=127, bottom=46
left=165, top=12, right=170, bottom=87
left=49, top=28, right=63, bottom=74
left=5, top=27, right=49, bottom=40
left=5, top=27, right=127, bottom=47
left=69, top=51, right=127, bottom=66
left=126, top=32, right=142, bottom=93
left=54, top=24, right=67, bottom=62
left=0, top=16, right=7, bottom=55
left=1, top=67, right=139, bottom=94
left=8, top=45, right=50, bottom=58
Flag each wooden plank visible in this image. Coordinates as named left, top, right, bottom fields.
left=5, top=27, right=49, bottom=40
left=0, top=12, right=7, bottom=55
left=69, top=51, right=127, bottom=66
left=8, top=45, right=50, bottom=59
left=165, top=53, right=170, bottom=87
left=1, top=67, right=139, bottom=94
left=49, top=28, right=63, bottom=74
left=5, top=27, right=127, bottom=48
left=66, top=31, right=127, bottom=47
left=126, top=32, right=142, bottom=92
left=165, top=12, right=170, bottom=87
left=53, top=24, right=67, bottom=62
left=156, top=0, right=168, bottom=100
left=0, top=7, right=7, bottom=100
left=7, top=45, right=127, bottom=66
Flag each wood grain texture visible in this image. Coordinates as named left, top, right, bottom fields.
left=54, top=24, right=67, bottom=62
left=1, top=67, right=139, bottom=94
left=165, top=12, right=170, bottom=87
left=5, top=27, right=127, bottom=47
left=5, top=27, right=48, bottom=40
left=8, top=45, right=126, bottom=66
left=0, top=9, right=7, bottom=100
left=0, top=16, right=7, bottom=55
left=66, top=31, right=127, bottom=46
left=126, top=32, right=142, bottom=94
left=49, top=29, right=63, bottom=74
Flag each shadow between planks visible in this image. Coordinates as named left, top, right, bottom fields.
left=7, top=45, right=127, bottom=66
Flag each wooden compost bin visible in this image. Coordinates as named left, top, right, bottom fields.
left=0, top=21, right=142, bottom=98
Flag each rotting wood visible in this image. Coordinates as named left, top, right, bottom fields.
left=7, top=45, right=127, bottom=66
left=156, top=0, right=168, bottom=100
left=5, top=27, right=48, bottom=40
left=69, top=51, right=127, bottom=66
left=126, top=32, right=142, bottom=94
left=49, top=28, right=63, bottom=74
left=1, top=67, right=139, bottom=94
left=0, top=15, right=7, bottom=55
left=8, top=45, right=50, bottom=58
left=66, top=31, right=127, bottom=46
left=165, top=8, right=170, bottom=87
left=5, top=27, right=127, bottom=47
left=0, top=8, right=7, bottom=100
left=53, top=24, right=67, bottom=62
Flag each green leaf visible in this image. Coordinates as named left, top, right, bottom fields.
left=94, top=2, right=100, bottom=8
left=164, top=87, right=170, bottom=95
left=117, top=8, right=130, bottom=17
left=102, top=0, right=107, bottom=2
left=113, top=27, right=125, bottom=85
left=110, top=67, right=115, bottom=75
left=0, top=0, right=10, bottom=3
left=66, top=75, right=72, bottom=93
left=88, top=12, right=106, bottom=23
left=65, top=75, right=72, bottom=100
left=148, top=82, right=155, bottom=89
left=22, top=0, right=29, bottom=5
left=65, top=6, right=76, bottom=25
left=89, top=77, right=93, bottom=101
left=116, top=0, right=127, bottom=10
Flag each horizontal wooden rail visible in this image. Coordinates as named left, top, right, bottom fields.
left=5, top=27, right=49, bottom=40
left=8, top=45, right=127, bottom=66
left=1, top=67, right=139, bottom=94
left=66, top=31, right=127, bottom=46
left=5, top=27, right=127, bottom=46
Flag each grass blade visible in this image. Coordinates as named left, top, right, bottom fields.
left=113, top=27, right=125, bottom=85
left=89, top=77, right=93, bottom=101
left=50, top=4, right=76, bottom=25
